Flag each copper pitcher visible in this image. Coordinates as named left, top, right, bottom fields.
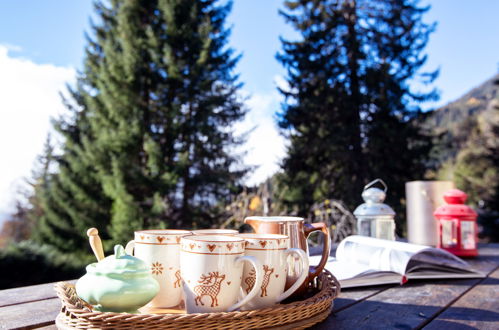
left=244, top=216, right=330, bottom=296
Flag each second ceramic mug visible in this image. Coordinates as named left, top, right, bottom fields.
left=125, top=229, right=192, bottom=308
left=238, top=234, right=309, bottom=309
left=180, top=235, right=264, bottom=313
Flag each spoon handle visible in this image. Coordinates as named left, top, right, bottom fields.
left=87, top=228, right=105, bottom=261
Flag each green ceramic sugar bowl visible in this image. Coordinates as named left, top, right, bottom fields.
left=76, top=244, right=159, bottom=313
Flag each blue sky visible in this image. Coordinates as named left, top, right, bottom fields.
left=1, top=1, right=498, bottom=99
left=0, top=0, right=498, bottom=215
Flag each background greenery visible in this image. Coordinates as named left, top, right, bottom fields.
left=0, top=0, right=497, bottom=289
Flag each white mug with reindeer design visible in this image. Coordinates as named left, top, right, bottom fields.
left=125, top=229, right=192, bottom=308
left=180, top=235, right=264, bottom=313
left=238, top=234, right=309, bottom=310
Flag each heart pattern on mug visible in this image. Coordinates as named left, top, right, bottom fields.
left=157, top=236, right=164, bottom=243
left=227, top=281, right=231, bottom=285
left=275, top=274, right=279, bottom=278
left=259, top=241, right=267, bottom=248
left=207, top=244, right=216, bottom=252
left=140, top=235, right=145, bottom=240
left=189, top=243, right=196, bottom=250
left=226, top=243, right=234, bottom=251
left=176, top=236, right=181, bottom=244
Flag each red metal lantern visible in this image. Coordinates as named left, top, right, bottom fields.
left=433, top=189, right=478, bottom=257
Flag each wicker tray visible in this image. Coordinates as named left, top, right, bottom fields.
left=54, top=269, right=340, bottom=329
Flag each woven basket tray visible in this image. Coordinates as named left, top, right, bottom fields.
left=54, top=269, right=340, bottom=330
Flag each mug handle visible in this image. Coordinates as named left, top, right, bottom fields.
left=227, top=256, right=263, bottom=312
left=277, top=248, right=309, bottom=302
left=124, top=240, right=135, bottom=255
left=304, top=223, right=331, bottom=280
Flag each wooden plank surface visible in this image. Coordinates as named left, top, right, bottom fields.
left=0, top=244, right=496, bottom=330
left=332, top=284, right=394, bottom=312
left=0, top=281, right=62, bottom=307
left=313, top=246, right=499, bottom=329
left=0, top=298, right=61, bottom=330
left=423, top=268, right=499, bottom=330
left=315, top=278, right=486, bottom=329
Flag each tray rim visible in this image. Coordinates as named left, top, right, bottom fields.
left=54, top=269, right=340, bottom=329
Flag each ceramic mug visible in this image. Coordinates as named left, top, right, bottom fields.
left=192, top=229, right=239, bottom=235
left=180, top=235, right=264, bottom=313
left=238, top=234, right=309, bottom=309
left=125, top=229, right=192, bottom=308
left=244, top=216, right=330, bottom=296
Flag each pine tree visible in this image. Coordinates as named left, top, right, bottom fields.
left=277, top=0, right=437, bottom=225
left=34, top=0, right=246, bottom=253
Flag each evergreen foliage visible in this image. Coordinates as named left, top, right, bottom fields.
left=0, top=241, right=89, bottom=289
left=452, top=87, right=499, bottom=212
left=34, top=0, right=246, bottom=254
left=424, top=74, right=498, bottom=241
left=276, top=0, right=437, bottom=228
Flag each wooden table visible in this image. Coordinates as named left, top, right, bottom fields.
left=1, top=244, right=498, bottom=329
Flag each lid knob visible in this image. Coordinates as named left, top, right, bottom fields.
left=443, top=189, right=467, bottom=204
left=114, top=245, right=126, bottom=259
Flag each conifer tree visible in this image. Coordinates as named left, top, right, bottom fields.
left=34, top=0, right=246, bottom=253
left=277, top=0, right=437, bottom=223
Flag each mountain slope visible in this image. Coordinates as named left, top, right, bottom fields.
left=423, top=74, right=499, bottom=167
left=426, top=73, right=499, bottom=130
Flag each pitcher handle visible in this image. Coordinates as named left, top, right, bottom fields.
left=304, top=223, right=331, bottom=280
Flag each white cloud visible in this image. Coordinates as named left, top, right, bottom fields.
left=235, top=77, right=287, bottom=186
left=0, top=45, right=75, bottom=214
left=0, top=45, right=288, bottom=216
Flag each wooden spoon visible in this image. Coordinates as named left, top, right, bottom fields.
left=87, top=228, right=105, bottom=262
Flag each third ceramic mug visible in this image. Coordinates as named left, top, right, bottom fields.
left=238, top=234, right=309, bottom=309
left=244, top=216, right=330, bottom=296
left=125, top=229, right=192, bottom=308
left=192, top=229, right=239, bottom=235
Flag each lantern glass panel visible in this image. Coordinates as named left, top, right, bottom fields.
left=460, top=221, right=475, bottom=249
left=359, top=218, right=373, bottom=236
left=441, top=219, right=457, bottom=248
left=376, top=218, right=394, bottom=240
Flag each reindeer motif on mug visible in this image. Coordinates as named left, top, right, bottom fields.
left=173, top=270, right=181, bottom=288
left=244, top=265, right=274, bottom=297
left=260, top=265, right=274, bottom=297
left=193, top=272, right=225, bottom=307
left=245, top=268, right=256, bottom=294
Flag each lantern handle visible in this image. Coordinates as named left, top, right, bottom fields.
left=364, top=178, right=387, bottom=193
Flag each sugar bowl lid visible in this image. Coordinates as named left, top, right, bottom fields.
left=87, top=245, right=149, bottom=275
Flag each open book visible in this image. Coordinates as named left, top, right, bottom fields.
left=309, top=235, right=485, bottom=288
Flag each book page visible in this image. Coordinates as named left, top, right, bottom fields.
left=406, top=248, right=482, bottom=276
left=336, top=236, right=428, bottom=275
left=316, top=236, right=484, bottom=288
left=308, top=255, right=402, bottom=288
